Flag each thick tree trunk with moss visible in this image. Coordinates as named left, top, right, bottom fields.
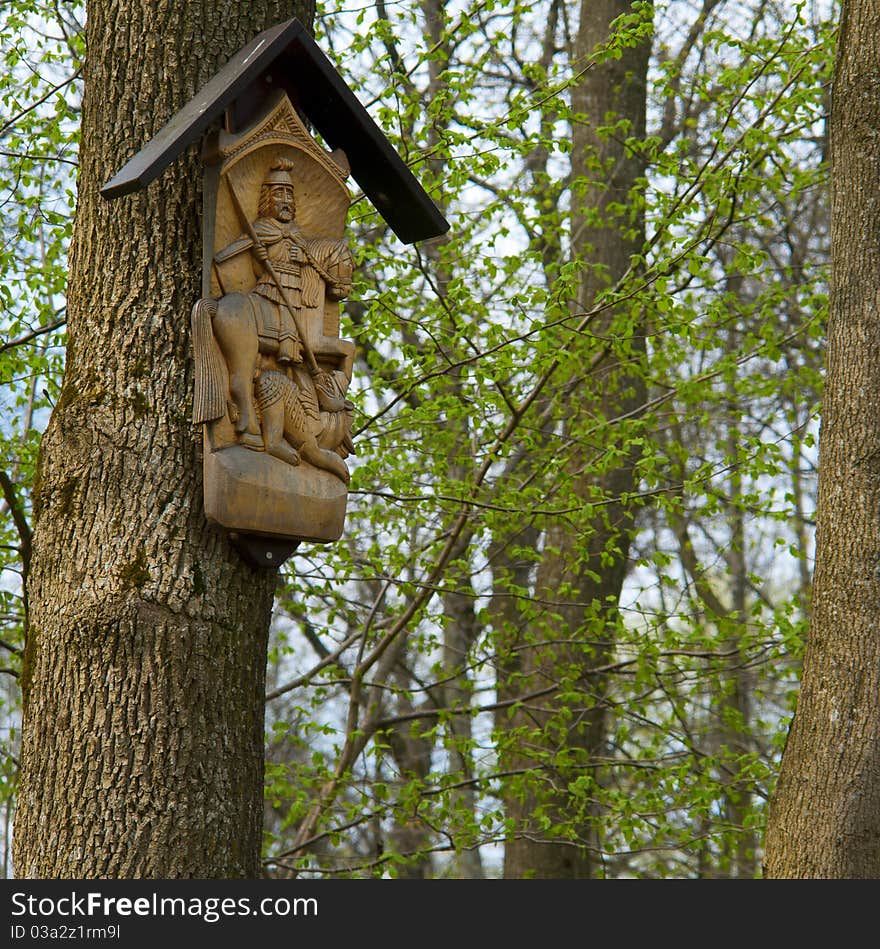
left=501, top=0, right=650, bottom=879
left=13, top=0, right=311, bottom=879
left=762, top=0, right=880, bottom=879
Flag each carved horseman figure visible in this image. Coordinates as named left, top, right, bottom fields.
left=216, top=160, right=308, bottom=368
left=202, top=159, right=353, bottom=459
left=98, top=20, right=448, bottom=562
left=189, top=91, right=365, bottom=548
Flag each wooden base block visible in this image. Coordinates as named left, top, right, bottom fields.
left=204, top=443, right=348, bottom=546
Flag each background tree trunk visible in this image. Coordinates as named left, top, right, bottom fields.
left=501, top=0, right=650, bottom=879
left=762, top=0, right=880, bottom=878
left=13, top=0, right=311, bottom=879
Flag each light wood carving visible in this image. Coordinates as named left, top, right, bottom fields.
left=191, top=91, right=356, bottom=553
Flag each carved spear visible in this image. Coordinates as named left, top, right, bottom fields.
left=226, top=176, right=320, bottom=376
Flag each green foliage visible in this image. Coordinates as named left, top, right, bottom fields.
left=0, top=1, right=82, bottom=872
left=266, top=0, right=830, bottom=878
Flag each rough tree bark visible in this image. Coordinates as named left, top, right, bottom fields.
left=13, top=0, right=312, bottom=879
left=762, top=0, right=880, bottom=878
left=501, top=0, right=650, bottom=879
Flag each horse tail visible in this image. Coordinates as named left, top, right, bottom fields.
left=191, top=297, right=227, bottom=423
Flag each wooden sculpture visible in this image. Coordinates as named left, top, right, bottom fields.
left=191, top=92, right=356, bottom=560
left=101, top=18, right=449, bottom=566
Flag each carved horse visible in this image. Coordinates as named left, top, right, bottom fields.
left=191, top=288, right=354, bottom=483
left=203, top=232, right=351, bottom=434
left=212, top=289, right=284, bottom=448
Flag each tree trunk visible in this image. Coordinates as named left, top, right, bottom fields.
left=502, top=0, right=650, bottom=879
left=13, top=0, right=311, bottom=879
left=763, top=0, right=880, bottom=878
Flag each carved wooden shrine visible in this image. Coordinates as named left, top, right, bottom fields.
left=102, top=19, right=448, bottom=566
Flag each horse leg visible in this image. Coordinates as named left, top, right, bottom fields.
left=213, top=294, right=262, bottom=448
